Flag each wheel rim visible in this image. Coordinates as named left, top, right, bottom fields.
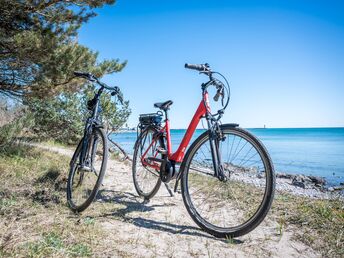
left=185, top=129, right=271, bottom=231
left=70, top=130, right=105, bottom=208
left=133, top=128, right=162, bottom=196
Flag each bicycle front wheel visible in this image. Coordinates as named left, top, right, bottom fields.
left=67, top=127, right=108, bottom=212
left=181, top=125, right=275, bottom=238
left=132, top=126, right=164, bottom=199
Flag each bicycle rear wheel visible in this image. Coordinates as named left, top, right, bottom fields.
left=181, top=125, right=275, bottom=238
left=132, top=126, right=164, bottom=199
left=67, top=127, right=108, bottom=212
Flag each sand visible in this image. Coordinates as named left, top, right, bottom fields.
left=33, top=143, right=321, bottom=258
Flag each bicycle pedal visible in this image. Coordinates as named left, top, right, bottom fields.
left=156, top=147, right=167, bottom=155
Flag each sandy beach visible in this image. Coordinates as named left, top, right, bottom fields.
left=41, top=144, right=335, bottom=257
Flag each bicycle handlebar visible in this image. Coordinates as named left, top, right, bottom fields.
left=74, top=71, right=119, bottom=91
left=184, top=63, right=210, bottom=72
left=74, top=71, right=123, bottom=104
left=74, top=71, right=92, bottom=78
left=184, top=63, right=229, bottom=109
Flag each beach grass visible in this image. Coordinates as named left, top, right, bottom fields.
left=0, top=145, right=111, bottom=257
left=271, top=193, right=343, bottom=257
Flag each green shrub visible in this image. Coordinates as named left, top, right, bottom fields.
left=0, top=111, right=34, bottom=150
left=27, top=86, right=131, bottom=145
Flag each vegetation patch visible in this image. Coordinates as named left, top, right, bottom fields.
left=0, top=145, right=110, bottom=257
left=26, top=232, right=92, bottom=257
left=271, top=193, right=344, bottom=257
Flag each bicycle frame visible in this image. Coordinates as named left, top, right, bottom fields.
left=141, top=92, right=211, bottom=169
left=168, top=92, right=210, bottom=162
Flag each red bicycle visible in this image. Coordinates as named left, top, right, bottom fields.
left=132, top=63, right=275, bottom=238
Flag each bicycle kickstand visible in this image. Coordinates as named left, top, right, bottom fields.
left=164, top=183, right=174, bottom=197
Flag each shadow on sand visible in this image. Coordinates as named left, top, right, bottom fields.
left=92, top=189, right=243, bottom=244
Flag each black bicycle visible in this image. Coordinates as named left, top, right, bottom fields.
left=67, top=71, right=123, bottom=212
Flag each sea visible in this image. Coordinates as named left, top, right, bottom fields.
left=109, top=127, right=344, bottom=186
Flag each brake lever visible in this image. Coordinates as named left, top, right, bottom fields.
left=214, top=90, right=221, bottom=102
left=213, top=86, right=224, bottom=102
left=111, top=87, right=124, bottom=104
left=117, top=93, right=124, bottom=105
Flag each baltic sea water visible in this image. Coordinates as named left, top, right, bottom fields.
left=110, top=127, right=344, bottom=186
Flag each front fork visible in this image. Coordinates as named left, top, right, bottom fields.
left=207, top=120, right=227, bottom=181
left=79, top=119, right=98, bottom=168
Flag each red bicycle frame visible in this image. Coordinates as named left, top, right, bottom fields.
left=168, top=92, right=211, bottom=162
left=141, top=92, right=211, bottom=170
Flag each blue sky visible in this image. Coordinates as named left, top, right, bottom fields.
left=78, top=0, right=344, bottom=128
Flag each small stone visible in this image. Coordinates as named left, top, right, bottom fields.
left=276, top=173, right=293, bottom=179
left=308, top=176, right=326, bottom=186
left=292, top=180, right=305, bottom=189
left=333, top=185, right=344, bottom=191
left=314, top=184, right=323, bottom=188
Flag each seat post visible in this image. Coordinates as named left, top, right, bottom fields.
left=164, top=109, right=169, bottom=121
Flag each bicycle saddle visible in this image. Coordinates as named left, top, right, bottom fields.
left=154, top=100, right=173, bottom=111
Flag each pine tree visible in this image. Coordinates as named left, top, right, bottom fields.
left=0, top=1, right=131, bottom=144
left=0, top=0, right=124, bottom=98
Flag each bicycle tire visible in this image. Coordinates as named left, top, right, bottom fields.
left=181, top=124, right=275, bottom=238
left=132, top=126, right=164, bottom=199
left=67, top=127, right=108, bottom=212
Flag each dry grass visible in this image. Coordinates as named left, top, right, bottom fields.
left=271, top=193, right=344, bottom=257
left=0, top=145, right=115, bottom=257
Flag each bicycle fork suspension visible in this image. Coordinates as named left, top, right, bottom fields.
left=208, top=124, right=227, bottom=181
left=79, top=122, right=93, bottom=169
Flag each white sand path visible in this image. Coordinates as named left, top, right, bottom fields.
left=35, top=143, right=320, bottom=258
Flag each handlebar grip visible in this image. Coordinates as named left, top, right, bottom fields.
left=184, top=63, right=206, bottom=71
left=74, top=71, right=90, bottom=77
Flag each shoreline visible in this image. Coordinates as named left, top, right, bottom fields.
left=225, top=166, right=344, bottom=199
left=274, top=175, right=344, bottom=199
